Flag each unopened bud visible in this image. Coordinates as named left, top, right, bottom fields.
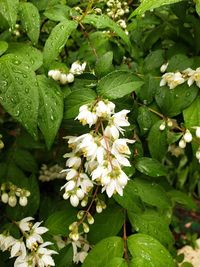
left=60, top=74, right=68, bottom=85
left=70, top=232, right=79, bottom=241
left=66, top=73, right=74, bottom=83
left=77, top=210, right=85, bottom=220
left=1, top=192, right=9, bottom=203
left=196, top=150, right=200, bottom=160
left=19, top=196, right=28, bottom=206
left=183, top=130, right=193, bottom=143
left=8, top=195, right=17, bottom=207
left=87, top=213, right=94, bottom=225
left=196, top=127, right=200, bottom=138
left=179, top=139, right=186, bottom=149
left=167, top=119, right=173, bottom=127
left=160, top=62, right=168, bottom=73
left=82, top=222, right=89, bottom=233
left=96, top=204, right=103, bottom=213
left=81, top=197, right=88, bottom=207
left=70, top=195, right=79, bottom=207
left=159, top=123, right=166, bottom=131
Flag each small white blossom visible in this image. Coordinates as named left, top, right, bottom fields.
left=70, top=61, right=86, bottom=75
left=195, top=127, right=200, bottom=138
left=160, top=62, right=169, bottom=73
left=66, top=73, right=74, bottom=83
left=179, top=139, right=186, bottom=149
left=18, top=217, right=34, bottom=232
left=183, top=129, right=193, bottom=143
left=76, top=105, right=97, bottom=127
left=160, top=72, right=185, bottom=89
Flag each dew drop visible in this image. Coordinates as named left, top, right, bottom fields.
left=15, top=110, right=20, bottom=116
left=25, top=88, right=29, bottom=93
left=23, top=74, right=27, bottom=78
left=50, top=115, right=54, bottom=121
left=186, top=92, right=190, bottom=97
left=175, top=94, right=179, bottom=98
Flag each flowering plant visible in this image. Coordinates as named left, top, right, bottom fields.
left=0, top=0, right=200, bottom=267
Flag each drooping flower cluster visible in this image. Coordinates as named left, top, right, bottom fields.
left=160, top=64, right=200, bottom=89
left=48, top=61, right=86, bottom=85
left=61, top=99, right=134, bottom=204
left=0, top=182, right=30, bottom=207
left=71, top=236, right=90, bottom=264
left=0, top=217, right=57, bottom=267
left=39, top=164, right=66, bottom=182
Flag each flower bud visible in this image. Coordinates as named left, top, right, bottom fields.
left=96, top=204, right=103, bottom=213
left=82, top=222, right=90, bottom=233
left=66, top=73, right=74, bottom=83
left=48, top=70, right=54, bottom=77
left=0, top=140, right=4, bottom=149
left=69, top=222, right=77, bottom=231
left=70, top=232, right=79, bottom=241
left=196, top=150, right=200, bottom=160
left=70, top=194, right=79, bottom=207
left=159, top=122, right=166, bottom=131
left=87, top=213, right=94, bottom=225
left=179, top=139, right=186, bottom=149
left=1, top=192, right=9, bottom=203
left=8, top=195, right=17, bottom=207
left=59, top=74, right=68, bottom=85
left=81, top=197, right=88, bottom=207
left=76, top=188, right=84, bottom=200
left=167, top=119, right=173, bottom=127
left=196, top=127, right=200, bottom=138
left=77, top=210, right=85, bottom=220
left=183, top=130, right=193, bottom=143
left=19, top=196, right=28, bottom=206
left=160, top=62, right=168, bottom=73
left=52, top=70, right=61, bottom=81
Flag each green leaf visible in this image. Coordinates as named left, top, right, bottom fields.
left=82, top=237, right=124, bottom=267
left=83, top=14, right=131, bottom=48
left=0, top=0, right=19, bottom=28
left=0, top=54, right=39, bottom=138
left=105, top=258, right=128, bottom=267
left=196, top=0, right=200, bottom=16
left=143, top=50, right=164, bottom=72
left=88, top=205, right=124, bottom=244
left=19, top=2, right=40, bottom=45
left=183, top=95, right=200, bottom=128
left=44, top=4, right=70, bottom=21
left=155, top=84, right=199, bottom=117
left=0, top=40, right=8, bottom=56
left=37, top=75, right=64, bottom=149
left=43, top=19, right=78, bottom=67
left=13, top=148, right=38, bottom=173
left=114, top=180, right=144, bottom=213
left=167, top=190, right=197, bottom=210
left=130, top=0, right=184, bottom=17
left=45, top=209, right=77, bottom=235
left=7, top=42, right=43, bottom=71
left=128, top=210, right=174, bottom=247
left=135, top=157, right=167, bottom=177
left=97, top=71, right=143, bottom=100
left=167, top=54, right=194, bottom=72
left=132, top=178, right=171, bottom=210
left=128, top=234, right=175, bottom=267
left=148, top=121, right=168, bottom=161
left=54, top=246, right=74, bottom=267
left=95, top=51, right=114, bottom=78
left=64, top=89, right=97, bottom=119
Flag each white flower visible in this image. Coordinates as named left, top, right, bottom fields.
left=66, top=156, right=81, bottom=169
left=95, top=100, right=115, bottom=118
left=70, top=194, right=79, bottom=207
left=160, top=72, right=185, bottom=89
left=77, top=173, right=93, bottom=193
left=18, top=217, right=34, bottom=232
left=59, top=73, right=68, bottom=84
left=160, top=62, right=169, bottom=73
left=8, top=195, right=17, bottom=207
left=70, top=61, right=86, bottom=75
left=104, top=124, right=120, bottom=140
left=10, top=240, right=26, bottom=259
left=179, top=139, right=186, bottom=148
left=72, top=237, right=89, bottom=264
left=196, top=150, right=200, bottom=160
left=186, top=67, right=200, bottom=88
left=195, top=127, right=200, bottom=138
left=1, top=192, right=9, bottom=203
left=26, top=222, right=48, bottom=249
left=66, top=73, right=74, bottom=83
left=0, top=235, right=15, bottom=251
left=51, top=70, right=61, bottom=81
left=32, top=242, right=58, bottom=267
left=76, top=105, right=97, bottom=127
left=183, top=129, right=193, bottom=143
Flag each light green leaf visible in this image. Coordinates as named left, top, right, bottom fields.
left=196, top=0, right=200, bottom=16
left=45, top=209, right=77, bottom=235
left=19, top=2, right=40, bottom=45
left=95, top=51, right=114, bottom=78
left=88, top=205, right=124, bottom=244
left=128, top=234, right=175, bottom=267
left=148, top=121, right=168, bottom=161
left=183, top=95, right=200, bottom=128
left=83, top=14, right=131, bottom=48
left=97, top=71, right=143, bottom=100
left=135, top=157, right=167, bottom=177
left=37, top=75, right=63, bottom=149
left=155, top=84, right=199, bottom=117
left=130, top=0, right=184, bottom=17
left=0, top=0, right=19, bottom=27
left=0, top=40, right=8, bottom=56
left=64, top=88, right=97, bottom=119
left=82, top=237, right=124, bottom=267
left=44, top=4, right=70, bottom=21
left=43, top=19, right=78, bottom=67
left=0, top=54, right=39, bottom=138
left=128, top=210, right=174, bottom=247
left=167, top=190, right=197, bottom=210
left=7, top=43, right=43, bottom=71
left=105, top=258, right=128, bottom=267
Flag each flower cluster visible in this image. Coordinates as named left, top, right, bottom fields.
left=0, top=182, right=30, bottom=207
left=9, top=24, right=20, bottom=37
left=61, top=99, right=134, bottom=241
left=72, top=236, right=90, bottom=264
left=48, top=61, right=86, bottom=85
left=160, top=64, right=200, bottom=89
left=39, top=164, right=65, bottom=182
left=178, top=127, right=200, bottom=163
left=0, top=217, right=57, bottom=267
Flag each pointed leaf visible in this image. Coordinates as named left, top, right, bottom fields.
left=183, top=96, right=200, bottom=128
left=135, top=157, right=167, bottom=177
left=0, top=0, right=19, bottom=27
left=19, top=2, right=40, bottom=45
left=37, top=75, right=63, bottom=149
left=0, top=41, right=8, bottom=56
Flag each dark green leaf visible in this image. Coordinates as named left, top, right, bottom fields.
left=155, top=84, right=198, bottom=117
left=19, top=2, right=40, bottom=45
left=37, top=75, right=64, bottom=149
left=167, top=190, right=197, bottom=210
left=97, top=71, right=143, bottom=100
left=54, top=245, right=74, bottom=267
left=183, top=95, right=200, bottom=128
left=167, top=54, right=193, bottom=72
left=82, top=237, right=124, bottom=267
left=144, top=50, right=164, bottom=72
left=95, top=51, right=114, bottom=78
left=0, top=40, right=8, bottom=56
left=13, top=149, right=38, bottom=172
left=148, top=121, right=168, bottom=161
left=64, top=89, right=97, bottom=119
left=128, top=234, right=175, bottom=267
left=0, top=54, right=39, bottom=138
left=43, top=19, right=78, bottom=67
left=88, top=205, right=124, bottom=244
left=135, top=157, right=167, bottom=177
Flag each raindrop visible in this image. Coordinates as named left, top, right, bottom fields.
left=186, top=92, right=190, bottom=97
left=12, top=59, right=20, bottom=65
left=26, top=105, right=31, bottom=110
left=50, top=115, right=54, bottom=121
left=175, top=94, right=179, bottom=98
left=30, top=59, right=34, bottom=65
left=23, top=74, right=28, bottom=78
left=3, top=74, right=8, bottom=78
left=15, top=77, right=19, bottom=81
left=14, top=110, right=20, bottom=117
left=60, top=25, right=64, bottom=29
left=25, top=88, right=29, bottom=93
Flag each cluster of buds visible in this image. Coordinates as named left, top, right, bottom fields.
left=178, top=127, right=200, bottom=163
left=61, top=99, right=134, bottom=240
left=9, top=24, right=20, bottom=37
left=159, top=118, right=174, bottom=131
left=0, top=182, right=30, bottom=207
left=0, top=134, right=4, bottom=149
left=48, top=61, right=86, bottom=85
left=0, top=217, right=57, bottom=267
left=160, top=64, right=200, bottom=89
left=39, top=164, right=65, bottom=182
